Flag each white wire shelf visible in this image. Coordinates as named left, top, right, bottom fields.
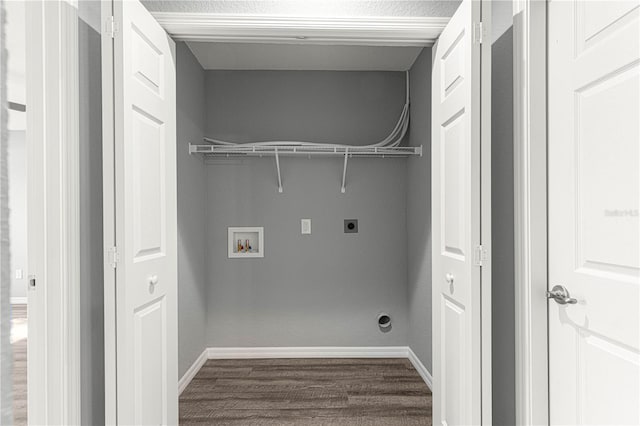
left=189, top=144, right=422, bottom=157
left=189, top=143, right=422, bottom=194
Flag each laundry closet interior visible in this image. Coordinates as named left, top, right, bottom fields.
left=175, top=45, right=433, bottom=355
left=171, top=22, right=435, bottom=385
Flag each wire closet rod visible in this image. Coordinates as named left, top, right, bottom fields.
left=188, top=144, right=422, bottom=157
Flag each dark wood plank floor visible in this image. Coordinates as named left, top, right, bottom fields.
left=180, top=358, right=432, bottom=425
left=12, top=304, right=27, bottom=426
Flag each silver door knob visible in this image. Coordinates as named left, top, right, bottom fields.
left=445, top=273, right=455, bottom=284
left=148, top=275, right=158, bottom=286
left=546, top=285, right=577, bottom=305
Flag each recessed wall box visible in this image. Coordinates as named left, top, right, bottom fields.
left=228, top=227, right=264, bottom=258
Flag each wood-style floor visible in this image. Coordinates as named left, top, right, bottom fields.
left=180, top=358, right=432, bottom=425
left=12, top=304, right=27, bottom=426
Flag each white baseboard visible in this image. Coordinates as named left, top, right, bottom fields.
left=11, top=297, right=27, bottom=305
left=178, top=349, right=208, bottom=395
left=180, top=346, right=432, bottom=394
left=207, top=346, right=410, bottom=359
left=407, top=347, right=433, bottom=391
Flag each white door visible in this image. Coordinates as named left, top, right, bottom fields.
left=102, top=0, right=178, bottom=424
left=548, top=1, right=640, bottom=424
left=431, top=0, right=491, bottom=424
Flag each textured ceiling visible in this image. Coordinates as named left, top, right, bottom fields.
left=142, top=1, right=461, bottom=17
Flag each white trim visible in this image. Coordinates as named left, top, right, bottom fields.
left=207, top=346, right=410, bottom=359
left=101, top=0, right=117, bottom=422
left=25, top=2, right=47, bottom=421
left=480, top=2, right=493, bottom=424
left=25, top=1, right=82, bottom=424
left=10, top=297, right=27, bottom=305
left=178, top=349, right=208, bottom=395
left=151, top=12, right=449, bottom=46
left=407, top=348, right=433, bottom=391
left=512, top=1, right=549, bottom=425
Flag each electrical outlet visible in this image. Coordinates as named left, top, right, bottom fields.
left=301, top=219, right=312, bottom=235
left=344, top=219, right=358, bottom=233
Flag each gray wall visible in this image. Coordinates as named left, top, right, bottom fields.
left=205, top=70, right=406, bottom=145
left=8, top=130, right=26, bottom=300
left=491, top=2, right=516, bottom=425
left=406, top=48, right=433, bottom=371
left=78, top=1, right=104, bottom=423
left=202, top=71, right=409, bottom=347
left=176, top=43, right=209, bottom=375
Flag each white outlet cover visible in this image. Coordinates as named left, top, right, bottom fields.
left=301, top=219, right=311, bottom=235
left=15, top=269, right=23, bottom=280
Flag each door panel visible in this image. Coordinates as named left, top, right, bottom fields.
left=548, top=1, right=640, bottom=424
left=442, top=297, right=466, bottom=426
left=432, top=0, right=488, bottom=424
left=134, top=298, right=168, bottom=425
left=132, top=108, right=166, bottom=261
left=103, top=0, right=178, bottom=423
left=442, top=112, right=466, bottom=260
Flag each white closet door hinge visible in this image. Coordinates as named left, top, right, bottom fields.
left=474, top=244, right=488, bottom=267
left=473, top=22, right=484, bottom=44
left=105, top=16, right=119, bottom=38
left=108, top=247, right=119, bottom=269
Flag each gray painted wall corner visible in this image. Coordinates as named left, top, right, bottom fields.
left=176, top=42, right=209, bottom=376
left=406, top=47, right=433, bottom=372
left=78, top=2, right=105, bottom=423
left=491, top=1, right=516, bottom=424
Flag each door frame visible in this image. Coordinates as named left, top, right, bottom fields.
left=25, top=0, right=82, bottom=424
left=480, top=3, right=493, bottom=423
left=512, top=1, right=549, bottom=425
left=149, top=13, right=449, bottom=46
left=100, top=1, right=117, bottom=422
left=22, top=1, right=507, bottom=424
left=103, top=2, right=497, bottom=423
left=430, top=1, right=493, bottom=423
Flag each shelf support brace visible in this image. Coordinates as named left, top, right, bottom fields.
left=341, top=148, right=349, bottom=193
left=275, top=148, right=283, bottom=193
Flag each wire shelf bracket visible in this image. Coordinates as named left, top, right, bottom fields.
left=274, top=147, right=283, bottom=193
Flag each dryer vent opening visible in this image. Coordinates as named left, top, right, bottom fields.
left=377, top=313, right=392, bottom=331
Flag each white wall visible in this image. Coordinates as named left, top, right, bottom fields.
left=8, top=130, right=26, bottom=301
left=6, top=0, right=26, bottom=131
left=6, top=0, right=27, bottom=302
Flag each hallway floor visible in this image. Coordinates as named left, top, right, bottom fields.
left=11, top=304, right=27, bottom=426
left=180, top=358, right=432, bottom=425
